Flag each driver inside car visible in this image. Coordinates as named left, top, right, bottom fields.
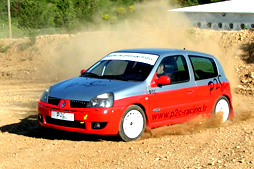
left=156, top=63, right=175, bottom=79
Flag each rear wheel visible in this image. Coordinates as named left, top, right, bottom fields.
left=118, top=105, right=146, bottom=142
left=213, top=96, right=230, bottom=123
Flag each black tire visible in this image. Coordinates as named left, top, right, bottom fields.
left=118, top=105, right=146, bottom=142
left=212, top=96, right=230, bottom=123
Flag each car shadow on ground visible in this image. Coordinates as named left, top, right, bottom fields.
left=0, top=114, right=120, bottom=142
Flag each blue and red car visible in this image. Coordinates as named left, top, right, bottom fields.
left=38, top=48, right=233, bottom=141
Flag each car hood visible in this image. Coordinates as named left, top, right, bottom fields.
left=49, top=77, right=146, bottom=101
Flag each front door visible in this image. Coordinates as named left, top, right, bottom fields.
left=148, top=55, right=198, bottom=128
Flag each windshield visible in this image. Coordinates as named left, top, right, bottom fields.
left=81, top=60, right=154, bottom=81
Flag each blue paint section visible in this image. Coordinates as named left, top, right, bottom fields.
left=48, top=48, right=230, bottom=107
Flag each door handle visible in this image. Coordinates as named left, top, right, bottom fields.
left=187, top=89, right=194, bottom=94
left=153, top=108, right=160, bottom=112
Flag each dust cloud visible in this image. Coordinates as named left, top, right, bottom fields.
left=42, top=0, right=194, bottom=79
left=231, top=95, right=254, bottom=120
left=142, top=109, right=253, bottom=139
left=141, top=112, right=224, bottom=139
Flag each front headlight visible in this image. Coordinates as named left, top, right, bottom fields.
left=40, top=87, right=50, bottom=103
left=87, top=93, right=114, bottom=108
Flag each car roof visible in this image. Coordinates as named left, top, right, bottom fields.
left=113, top=48, right=214, bottom=58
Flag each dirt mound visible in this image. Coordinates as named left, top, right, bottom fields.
left=220, top=30, right=254, bottom=95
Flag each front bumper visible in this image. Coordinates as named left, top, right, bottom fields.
left=38, top=101, right=124, bottom=135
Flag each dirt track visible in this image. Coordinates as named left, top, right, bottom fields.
left=0, top=80, right=253, bottom=169
left=0, top=30, right=254, bottom=168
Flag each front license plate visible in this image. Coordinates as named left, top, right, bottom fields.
left=51, top=111, right=74, bottom=121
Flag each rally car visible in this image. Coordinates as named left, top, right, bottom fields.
left=38, top=48, right=233, bottom=141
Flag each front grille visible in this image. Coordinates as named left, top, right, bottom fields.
left=48, top=97, right=61, bottom=106
left=47, top=97, right=88, bottom=108
left=70, top=100, right=88, bottom=108
left=45, top=116, right=86, bottom=129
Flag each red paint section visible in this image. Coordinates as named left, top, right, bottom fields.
left=38, top=101, right=123, bottom=135
left=150, top=72, right=158, bottom=88
left=38, top=94, right=150, bottom=135
left=38, top=79, right=234, bottom=135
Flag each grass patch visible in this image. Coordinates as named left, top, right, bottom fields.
left=0, top=44, right=11, bottom=53
left=18, top=31, right=37, bottom=51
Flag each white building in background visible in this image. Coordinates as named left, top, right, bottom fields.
left=170, top=0, right=254, bottom=30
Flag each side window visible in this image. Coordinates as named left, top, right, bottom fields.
left=189, top=55, right=218, bottom=80
left=157, top=55, right=189, bottom=84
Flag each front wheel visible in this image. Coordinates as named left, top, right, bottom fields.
left=118, top=105, right=146, bottom=142
left=213, top=96, right=230, bottom=123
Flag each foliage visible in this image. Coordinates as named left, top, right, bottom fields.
left=18, top=38, right=36, bottom=51
left=18, top=28, right=37, bottom=51
left=0, top=44, right=11, bottom=53
left=0, top=0, right=227, bottom=34
left=171, top=0, right=226, bottom=6
left=102, top=14, right=110, bottom=20
left=0, top=18, right=27, bottom=38
left=0, top=0, right=7, bottom=19
left=11, top=0, right=56, bottom=29
left=129, top=6, right=134, bottom=13
left=73, top=0, right=98, bottom=24
left=53, top=0, right=78, bottom=30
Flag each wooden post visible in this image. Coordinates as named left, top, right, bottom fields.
left=7, top=0, right=12, bottom=38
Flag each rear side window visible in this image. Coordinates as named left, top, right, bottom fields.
left=189, top=55, right=218, bottom=80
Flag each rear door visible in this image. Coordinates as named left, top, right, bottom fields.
left=188, top=55, right=220, bottom=117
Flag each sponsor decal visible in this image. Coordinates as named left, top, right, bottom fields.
left=208, top=75, right=226, bottom=94
left=103, top=53, right=158, bottom=65
left=152, top=105, right=207, bottom=120
left=148, top=89, right=156, bottom=94
left=80, top=114, right=88, bottom=124
left=64, top=81, right=106, bottom=89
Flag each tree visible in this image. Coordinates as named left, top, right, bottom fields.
left=53, top=0, right=77, bottom=30
left=11, top=0, right=55, bottom=29
left=0, top=0, right=8, bottom=20
left=73, top=0, right=97, bottom=24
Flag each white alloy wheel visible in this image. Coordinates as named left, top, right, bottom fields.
left=119, top=105, right=146, bottom=141
left=214, top=96, right=230, bottom=123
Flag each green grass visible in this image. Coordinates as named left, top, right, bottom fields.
left=0, top=44, right=11, bottom=53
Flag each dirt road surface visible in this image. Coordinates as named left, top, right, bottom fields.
left=0, top=30, right=253, bottom=168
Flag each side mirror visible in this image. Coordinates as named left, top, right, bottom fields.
left=157, top=76, right=171, bottom=85
left=80, top=69, right=86, bottom=75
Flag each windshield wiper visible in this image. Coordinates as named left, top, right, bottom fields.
left=81, top=72, right=99, bottom=78
left=82, top=74, right=137, bottom=81
left=101, top=75, right=129, bottom=81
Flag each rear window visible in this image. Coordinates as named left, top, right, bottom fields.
left=189, top=55, right=218, bottom=80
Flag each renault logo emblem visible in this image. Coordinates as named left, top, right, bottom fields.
left=61, top=101, right=66, bottom=108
